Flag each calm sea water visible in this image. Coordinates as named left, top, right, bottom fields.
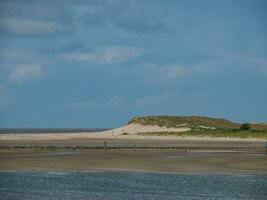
left=0, top=172, right=266, bottom=200
left=0, top=128, right=110, bottom=134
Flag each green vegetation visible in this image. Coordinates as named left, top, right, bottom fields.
left=240, top=123, right=250, bottom=130
left=129, top=115, right=267, bottom=139
left=129, top=115, right=240, bottom=129
left=139, top=129, right=267, bottom=139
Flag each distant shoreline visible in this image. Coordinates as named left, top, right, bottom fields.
left=0, top=128, right=111, bottom=134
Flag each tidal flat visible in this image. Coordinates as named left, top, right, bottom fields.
left=1, top=139, right=266, bottom=199
left=0, top=149, right=266, bottom=174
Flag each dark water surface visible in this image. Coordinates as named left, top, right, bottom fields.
left=0, top=171, right=266, bottom=200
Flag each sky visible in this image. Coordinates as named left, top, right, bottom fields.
left=0, top=0, right=266, bottom=128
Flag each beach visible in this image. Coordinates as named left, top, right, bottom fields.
left=0, top=126, right=266, bottom=174
left=0, top=149, right=266, bottom=174
left=0, top=129, right=266, bottom=200
left=0, top=132, right=266, bottom=174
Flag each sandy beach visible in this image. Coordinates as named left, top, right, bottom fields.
left=0, top=133, right=267, bottom=174
left=0, top=125, right=266, bottom=174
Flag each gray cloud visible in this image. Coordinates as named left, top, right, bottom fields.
left=0, top=18, right=65, bottom=36
left=0, top=0, right=190, bottom=36
left=68, top=0, right=170, bottom=33
left=0, top=0, right=74, bottom=36
left=63, top=46, right=146, bottom=64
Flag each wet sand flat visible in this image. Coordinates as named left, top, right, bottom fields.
left=0, top=137, right=265, bottom=149
left=0, top=149, right=266, bottom=174
left=1, top=137, right=266, bottom=174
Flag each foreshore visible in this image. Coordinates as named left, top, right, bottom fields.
left=0, top=132, right=267, bottom=174
left=0, top=133, right=266, bottom=149
left=0, top=149, right=266, bottom=174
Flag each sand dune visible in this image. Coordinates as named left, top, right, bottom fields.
left=0, top=124, right=189, bottom=140
left=98, top=123, right=191, bottom=136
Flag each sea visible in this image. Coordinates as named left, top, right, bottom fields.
left=0, top=128, right=110, bottom=134
left=0, top=171, right=266, bottom=200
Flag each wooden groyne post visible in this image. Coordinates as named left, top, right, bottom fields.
left=104, top=140, right=107, bottom=152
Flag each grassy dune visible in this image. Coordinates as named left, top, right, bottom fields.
left=130, top=116, right=267, bottom=139
left=139, top=130, right=267, bottom=139
left=129, top=116, right=240, bottom=129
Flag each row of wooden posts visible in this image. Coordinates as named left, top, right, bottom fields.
left=104, top=141, right=267, bottom=153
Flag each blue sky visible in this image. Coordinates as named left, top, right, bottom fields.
left=0, top=0, right=266, bottom=128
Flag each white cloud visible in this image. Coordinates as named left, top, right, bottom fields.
left=8, top=64, right=44, bottom=83
left=63, top=46, right=145, bottom=64
left=0, top=18, right=64, bottom=35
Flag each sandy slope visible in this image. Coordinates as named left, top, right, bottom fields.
left=98, top=123, right=191, bottom=136
left=0, top=124, right=189, bottom=140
